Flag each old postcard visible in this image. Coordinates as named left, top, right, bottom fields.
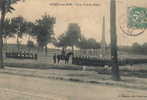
left=0, top=0, right=147, bottom=100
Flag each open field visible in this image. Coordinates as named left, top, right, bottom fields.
left=3, top=48, right=147, bottom=79
left=3, top=44, right=147, bottom=83
left=1, top=44, right=147, bottom=99
left=1, top=67, right=147, bottom=90
left=0, top=71, right=147, bottom=100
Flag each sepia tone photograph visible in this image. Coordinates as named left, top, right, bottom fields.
left=0, top=0, right=147, bottom=100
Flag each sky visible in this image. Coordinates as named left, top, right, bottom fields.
left=6, top=0, right=147, bottom=46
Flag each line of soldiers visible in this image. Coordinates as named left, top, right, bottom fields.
left=5, top=51, right=38, bottom=60
left=72, top=56, right=147, bottom=66
left=72, top=56, right=111, bottom=66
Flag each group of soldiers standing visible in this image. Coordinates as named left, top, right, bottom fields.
left=72, top=56, right=111, bottom=66
left=53, top=48, right=66, bottom=63
left=5, top=51, right=38, bottom=60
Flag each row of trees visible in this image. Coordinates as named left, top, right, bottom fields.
left=0, top=0, right=100, bottom=69
left=119, top=42, right=147, bottom=55
left=3, top=15, right=56, bottom=54
left=131, top=42, right=147, bottom=54
left=3, top=16, right=101, bottom=54
left=53, top=23, right=101, bottom=51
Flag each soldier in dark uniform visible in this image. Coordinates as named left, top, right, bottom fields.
left=53, top=53, right=57, bottom=64
left=61, top=48, right=66, bottom=59
left=34, top=53, right=38, bottom=60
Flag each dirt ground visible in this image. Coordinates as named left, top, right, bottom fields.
left=0, top=73, right=147, bottom=100
left=2, top=51, right=147, bottom=100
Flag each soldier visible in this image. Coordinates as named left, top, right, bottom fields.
left=34, top=53, right=38, bottom=60
left=61, top=48, right=66, bottom=57
left=53, top=53, right=57, bottom=64
left=30, top=53, right=33, bottom=59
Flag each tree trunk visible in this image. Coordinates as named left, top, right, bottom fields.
left=72, top=46, right=74, bottom=53
left=4, top=38, right=7, bottom=52
left=27, top=35, right=31, bottom=53
left=0, top=1, right=6, bottom=68
left=28, top=35, right=31, bottom=41
left=45, top=45, right=48, bottom=56
left=0, top=33, right=4, bottom=69
left=16, top=35, right=20, bottom=51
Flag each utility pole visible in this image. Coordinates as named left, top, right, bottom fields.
left=110, top=0, right=120, bottom=81
left=101, top=16, right=106, bottom=59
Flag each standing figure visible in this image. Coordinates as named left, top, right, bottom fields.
left=61, top=48, right=66, bottom=58
left=34, top=53, right=38, bottom=60
left=53, top=53, right=57, bottom=64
